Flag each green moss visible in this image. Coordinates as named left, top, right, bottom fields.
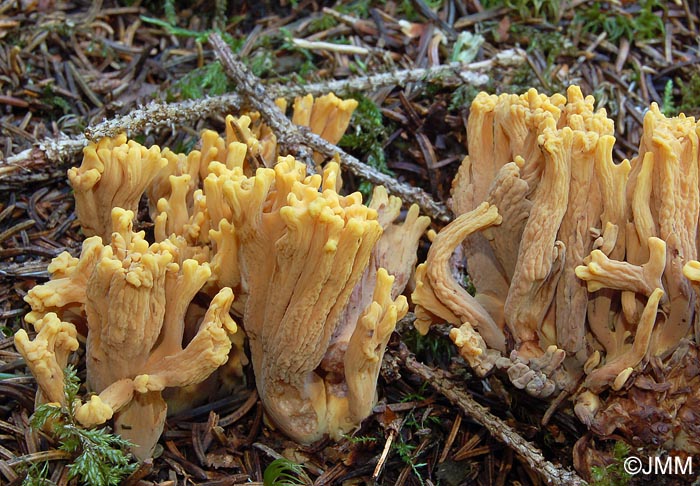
left=168, top=61, right=234, bottom=100
left=307, top=14, right=338, bottom=34
left=678, top=72, right=700, bottom=117
left=336, top=0, right=377, bottom=19
left=249, top=50, right=276, bottom=78
left=450, top=83, right=491, bottom=111
left=574, top=0, right=665, bottom=43
left=481, top=0, right=561, bottom=22
left=590, top=441, right=632, bottom=486
left=396, top=0, right=443, bottom=22
left=41, top=85, right=72, bottom=115
left=338, top=94, right=393, bottom=199
left=403, top=327, right=454, bottom=365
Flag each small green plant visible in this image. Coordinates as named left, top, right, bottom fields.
left=169, top=61, right=233, bottom=100
left=22, top=462, right=53, bottom=486
left=40, top=85, right=72, bottom=117
left=336, top=0, right=375, bottom=19
left=403, top=327, right=454, bottom=365
left=249, top=50, right=276, bottom=78
left=140, top=15, right=242, bottom=46
left=449, top=84, right=484, bottom=111
left=393, top=437, right=415, bottom=460
left=400, top=382, right=431, bottom=403
left=590, top=441, right=633, bottom=486
left=263, top=457, right=311, bottom=486
left=343, top=433, right=378, bottom=444
left=402, top=408, right=441, bottom=432
left=278, top=28, right=316, bottom=79
left=393, top=436, right=427, bottom=485
left=348, top=58, right=369, bottom=76
left=451, top=32, right=484, bottom=64
left=163, top=0, right=177, bottom=25
left=396, top=0, right=443, bottom=22
left=481, top=0, right=561, bottom=23
left=307, top=14, right=338, bottom=34
left=140, top=15, right=209, bottom=42
left=141, top=14, right=245, bottom=96
left=463, top=273, right=477, bottom=296
left=25, top=367, right=138, bottom=486
left=661, top=79, right=677, bottom=117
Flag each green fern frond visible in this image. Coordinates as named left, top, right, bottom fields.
left=661, top=79, right=677, bottom=117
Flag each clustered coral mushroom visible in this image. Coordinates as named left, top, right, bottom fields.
left=217, top=157, right=426, bottom=442
left=19, top=207, right=237, bottom=460
left=17, top=92, right=430, bottom=456
left=413, top=85, right=700, bottom=455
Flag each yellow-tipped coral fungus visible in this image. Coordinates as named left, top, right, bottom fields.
left=217, top=158, right=414, bottom=442
left=18, top=91, right=425, bottom=456
left=21, top=208, right=238, bottom=460
left=413, top=85, right=700, bottom=458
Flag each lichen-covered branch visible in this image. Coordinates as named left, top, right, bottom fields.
left=279, top=52, right=523, bottom=98
left=85, top=94, right=243, bottom=141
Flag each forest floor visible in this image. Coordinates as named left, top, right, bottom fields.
left=0, top=1, right=699, bottom=485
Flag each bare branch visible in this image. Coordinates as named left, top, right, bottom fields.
left=0, top=138, right=87, bottom=189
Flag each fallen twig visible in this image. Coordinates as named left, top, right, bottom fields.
left=279, top=54, right=515, bottom=97
left=397, top=343, right=588, bottom=486
left=292, top=38, right=374, bottom=56
left=210, top=33, right=451, bottom=222
left=84, top=94, right=244, bottom=141
left=1, top=137, right=86, bottom=176
left=0, top=94, right=245, bottom=188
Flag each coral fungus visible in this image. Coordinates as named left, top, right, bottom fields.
left=413, top=85, right=700, bottom=454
